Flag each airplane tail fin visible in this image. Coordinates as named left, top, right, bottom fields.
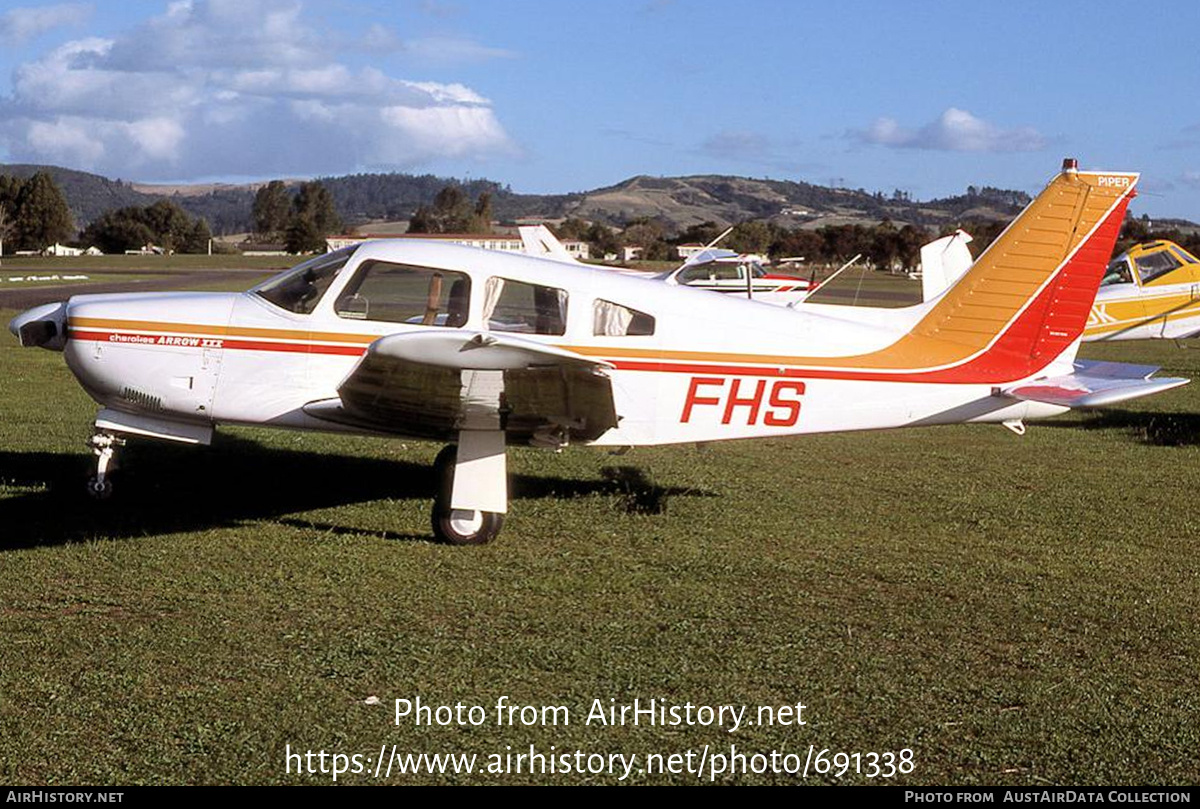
left=900, top=159, right=1138, bottom=381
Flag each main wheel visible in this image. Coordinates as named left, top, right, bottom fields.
left=431, top=444, right=504, bottom=545
left=432, top=508, right=504, bottom=546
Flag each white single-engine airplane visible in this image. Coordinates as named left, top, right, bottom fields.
left=8, top=159, right=1189, bottom=544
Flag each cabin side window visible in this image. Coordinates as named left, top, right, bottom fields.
left=1101, top=257, right=1133, bottom=286
left=593, top=299, right=655, bottom=336
left=483, top=277, right=567, bottom=335
left=334, top=261, right=470, bottom=326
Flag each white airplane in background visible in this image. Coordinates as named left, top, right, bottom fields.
left=9, top=159, right=1188, bottom=545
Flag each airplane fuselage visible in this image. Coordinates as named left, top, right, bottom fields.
left=58, top=240, right=1061, bottom=451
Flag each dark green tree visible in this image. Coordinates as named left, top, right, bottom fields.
left=253, top=180, right=291, bottom=238
left=470, top=191, right=493, bottom=233
left=285, top=216, right=324, bottom=254
left=81, top=209, right=156, bottom=254
left=406, top=185, right=492, bottom=234
left=553, top=218, right=591, bottom=241
left=0, top=202, right=13, bottom=258
left=143, top=199, right=194, bottom=252
left=80, top=200, right=213, bottom=254
left=285, top=181, right=343, bottom=252
left=726, top=221, right=772, bottom=254
left=14, top=171, right=74, bottom=250
left=180, top=218, right=213, bottom=254
left=585, top=222, right=620, bottom=259
left=675, top=221, right=726, bottom=247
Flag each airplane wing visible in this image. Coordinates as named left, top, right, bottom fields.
left=303, top=330, right=620, bottom=447
left=1004, top=360, right=1189, bottom=408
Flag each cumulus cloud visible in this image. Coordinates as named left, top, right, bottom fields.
left=0, top=3, right=91, bottom=45
left=854, top=108, right=1047, bottom=153
left=0, top=0, right=516, bottom=179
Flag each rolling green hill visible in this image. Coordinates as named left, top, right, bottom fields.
left=0, top=163, right=1085, bottom=238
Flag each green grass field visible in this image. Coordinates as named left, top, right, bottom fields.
left=0, top=298, right=1197, bottom=785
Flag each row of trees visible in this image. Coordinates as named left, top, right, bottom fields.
left=387, top=184, right=1009, bottom=271
left=1, top=171, right=220, bottom=255
left=81, top=200, right=213, bottom=254
left=407, top=186, right=493, bottom=234
left=252, top=180, right=344, bottom=252
left=0, top=172, right=75, bottom=254
left=554, top=215, right=1007, bottom=271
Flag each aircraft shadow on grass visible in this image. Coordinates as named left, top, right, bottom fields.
left=0, top=435, right=714, bottom=550
left=1044, top=408, right=1200, bottom=447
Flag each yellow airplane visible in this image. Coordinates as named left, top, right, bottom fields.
left=1086, top=240, right=1200, bottom=341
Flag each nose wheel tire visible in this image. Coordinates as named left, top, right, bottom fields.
left=431, top=444, right=504, bottom=545
left=86, top=476, right=113, bottom=500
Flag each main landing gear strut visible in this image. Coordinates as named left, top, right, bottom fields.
left=430, top=432, right=507, bottom=545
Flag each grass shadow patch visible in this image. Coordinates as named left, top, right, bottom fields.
left=1053, top=409, right=1200, bottom=447
left=511, top=464, right=715, bottom=515
left=0, top=438, right=717, bottom=548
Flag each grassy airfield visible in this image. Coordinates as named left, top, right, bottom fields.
left=0, top=271, right=1198, bottom=785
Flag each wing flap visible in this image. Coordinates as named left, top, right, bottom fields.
left=309, top=330, right=619, bottom=445
left=1005, top=360, right=1189, bottom=407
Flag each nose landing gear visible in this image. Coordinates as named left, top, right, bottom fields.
left=87, top=432, right=124, bottom=500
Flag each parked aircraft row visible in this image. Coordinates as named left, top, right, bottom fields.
left=9, top=159, right=1190, bottom=544
left=615, top=221, right=1200, bottom=344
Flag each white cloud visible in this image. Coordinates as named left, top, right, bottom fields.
left=855, top=108, right=1047, bottom=153
left=0, top=0, right=515, bottom=179
left=0, top=3, right=91, bottom=45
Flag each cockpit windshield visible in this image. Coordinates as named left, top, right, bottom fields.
left=1134, top=249, right=1183, bottom=284
left=252, top=246, right=358, bottom=314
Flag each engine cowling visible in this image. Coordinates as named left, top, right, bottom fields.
left=8, top=301, right=68, bottom=350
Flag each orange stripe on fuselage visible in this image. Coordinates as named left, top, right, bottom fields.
left=68, top=317, right=378, bottom=345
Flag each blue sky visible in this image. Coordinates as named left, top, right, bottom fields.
left=1, top=0, right=1199, bottom=219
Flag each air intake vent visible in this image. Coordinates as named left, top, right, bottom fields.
left=120, top=386, right=163, bottom=412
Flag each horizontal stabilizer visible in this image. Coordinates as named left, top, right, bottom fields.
left=370, top=330, right=614, bottom=371
left=517, top=225, right=585, bottom=265
left=1004, top=360, right=1189, bottom=408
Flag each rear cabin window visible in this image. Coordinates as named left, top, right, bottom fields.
left=335, top=261, right=470, bottom=326
left=484, top=277, right=567, bottom=335
left=593, top=299, right=655, bottom=336
left=253, top=247, right=356, bottom=314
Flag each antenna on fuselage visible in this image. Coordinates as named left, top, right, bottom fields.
left=792, top=253, right=862, bottom=307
